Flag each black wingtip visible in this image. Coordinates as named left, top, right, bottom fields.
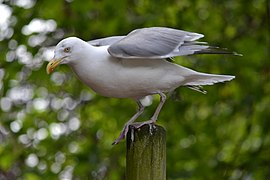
left=194, top=46, right=242, bottom=56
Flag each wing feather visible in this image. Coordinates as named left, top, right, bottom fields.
left=88, top=36, right=125, bottom=46
left=89, top=27, right=241, bottom=59
left=108, top=27, right=205, bottom=59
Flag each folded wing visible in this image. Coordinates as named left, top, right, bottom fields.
left=108, top=27, right=209, bottom=59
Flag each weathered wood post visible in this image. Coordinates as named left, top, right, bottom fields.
left=126, top=124, right=166, bottom=180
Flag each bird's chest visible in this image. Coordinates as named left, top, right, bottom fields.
left=71, top=59, right=145, bottom=98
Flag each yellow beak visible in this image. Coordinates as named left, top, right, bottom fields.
left=46, top=58, right=63, bottom=74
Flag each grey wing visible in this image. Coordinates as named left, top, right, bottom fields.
left=88, top=36, right=126, bottom=46
left=107, top=27, right=209, bottom=59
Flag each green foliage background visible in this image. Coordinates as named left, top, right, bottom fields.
left=0, top=0, right=269, bottom=179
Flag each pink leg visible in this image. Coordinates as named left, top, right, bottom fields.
left=112, top=101, right=144, bottom=145
left=132, top=92, right=166, bottom=129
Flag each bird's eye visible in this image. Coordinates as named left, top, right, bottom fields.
left=64, top=47, right=70, bottom=53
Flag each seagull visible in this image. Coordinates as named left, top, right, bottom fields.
left=46, top=27, right=239, bottom=144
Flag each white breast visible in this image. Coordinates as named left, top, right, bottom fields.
left=69, top=46, right=186, bottom=99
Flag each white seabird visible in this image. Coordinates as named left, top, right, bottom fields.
left=47, top=27, right=239, bottom=144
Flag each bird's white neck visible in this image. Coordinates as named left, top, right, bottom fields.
left=68, top=45, right=116, bottom=94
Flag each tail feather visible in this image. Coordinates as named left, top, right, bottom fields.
left=184, top=73, right=235, bottom=86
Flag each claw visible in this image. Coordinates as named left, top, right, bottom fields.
left=112, top=93, right=166, bottom=145
left=112, top=101, right=145, bottom=145
left=112, top=124, right=129, bottom=145
left=132, top=119, right=156, bottom=129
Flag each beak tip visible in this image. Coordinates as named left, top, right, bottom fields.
left=46, top=64, right=52, bottom=74
left=46, top=58, right=62, bottom=74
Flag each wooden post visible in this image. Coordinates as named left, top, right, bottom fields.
left=126, top=124, right=166, bottom=180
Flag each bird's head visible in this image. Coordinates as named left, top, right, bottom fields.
left=46, top=37, right=87, bottom=74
